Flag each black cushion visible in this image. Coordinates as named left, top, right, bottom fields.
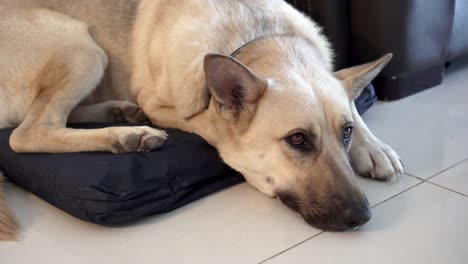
left=355, top=83, right=378, bottom=115
left=0, top=124, right=243, bottom=225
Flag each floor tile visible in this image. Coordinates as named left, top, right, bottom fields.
left=264, top=183, right=468, bottom=264
left=0, top=183, right=320, bottom=264
left=0, top=174, right=421, bottom=264
left=355, top=174, right=421, bottom=207
left=429, top=159, right=468, bottom=196
left=362, top=58, right=468, bottom=179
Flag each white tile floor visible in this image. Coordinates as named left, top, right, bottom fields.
left=1, top=57, right=468, bottom=264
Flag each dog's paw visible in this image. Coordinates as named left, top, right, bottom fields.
left=350, top=139, right=404, bottom=181
left=112, top=102, right=149, bottom=123
left=110, top=126, right=168, bottom=154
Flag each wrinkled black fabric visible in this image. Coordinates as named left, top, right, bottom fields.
left=0, top=124, right=243, bottom=225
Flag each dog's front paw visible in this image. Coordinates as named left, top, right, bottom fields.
left=350, top=139, right=404, bottom=181
left=112, top=102, right=149, bottom=123
left=110, top=126, right=168, bottom=154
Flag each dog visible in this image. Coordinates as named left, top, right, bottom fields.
left=0, top=0, right=404, bottom=240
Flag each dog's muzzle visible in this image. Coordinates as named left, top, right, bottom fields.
left=278, top=191, right=372, bottom=231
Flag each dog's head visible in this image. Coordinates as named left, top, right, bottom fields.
left=203, top=37, right=391, bottom=231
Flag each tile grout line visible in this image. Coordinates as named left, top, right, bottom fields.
left=406, top=174, right=467, bottom=198
left=370, top=181, right=425, bottom=209
left=426, top=181, right=468, bottom=198
left=257, top=231, right=325, bottom=264
left=258, top=180, right=427, bottom=264
left=405, top=173, right=424, bottom=181
left=258, top=159, right=468, bottom=264
left=425, top=157, right=468, bottom=181
left=406, top=158, right=468, bottom=197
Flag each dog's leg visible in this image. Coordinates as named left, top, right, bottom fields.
left=349, top=103, right=404, bottom=181
left=68, top=101, right=149, bottom=124
left=10, top=48, right=167, bottom=154
left=144, top=106, right=184, bottom=129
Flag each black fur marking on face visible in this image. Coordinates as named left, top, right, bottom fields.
left=277, top=191, right=300, bottom=211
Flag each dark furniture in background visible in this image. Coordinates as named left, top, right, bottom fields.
left=287, top=0, right=468, bottom=100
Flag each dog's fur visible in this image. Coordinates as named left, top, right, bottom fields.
left=0, top=174, right=17, bottom=240
left=0, top=0, right=403, bottom=239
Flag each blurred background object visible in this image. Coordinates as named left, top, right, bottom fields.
left=287, top=0, right=468, bottom=101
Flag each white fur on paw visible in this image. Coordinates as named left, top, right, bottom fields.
left=350, top=139, right=404, bottom=181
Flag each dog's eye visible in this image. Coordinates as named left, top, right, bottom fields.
left=285, top=130, right=314, bottom=152
left=343, top=127, right=353, bottom=143
left=287, top=133, right=306, bottom=146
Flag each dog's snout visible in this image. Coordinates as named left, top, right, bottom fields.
left=343, top=200, right=372, bottom=229
left=277, top=191, right=300, bottom=211
left=278, top=188, right=372, bottom=231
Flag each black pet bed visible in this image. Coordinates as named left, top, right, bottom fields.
left=0, top=124, right=243, bottom=225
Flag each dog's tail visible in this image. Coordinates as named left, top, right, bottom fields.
left=0, top=173, right=17, bottom=240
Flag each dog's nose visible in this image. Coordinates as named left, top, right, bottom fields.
left=343, top=200, right=372, bottom=229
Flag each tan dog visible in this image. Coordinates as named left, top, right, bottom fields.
left=0, top=0, right=403, bottom=239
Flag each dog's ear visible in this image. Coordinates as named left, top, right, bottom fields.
left=335, top=54, right=393, bottom=100
left=204, top=53, right=267, bottom=121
